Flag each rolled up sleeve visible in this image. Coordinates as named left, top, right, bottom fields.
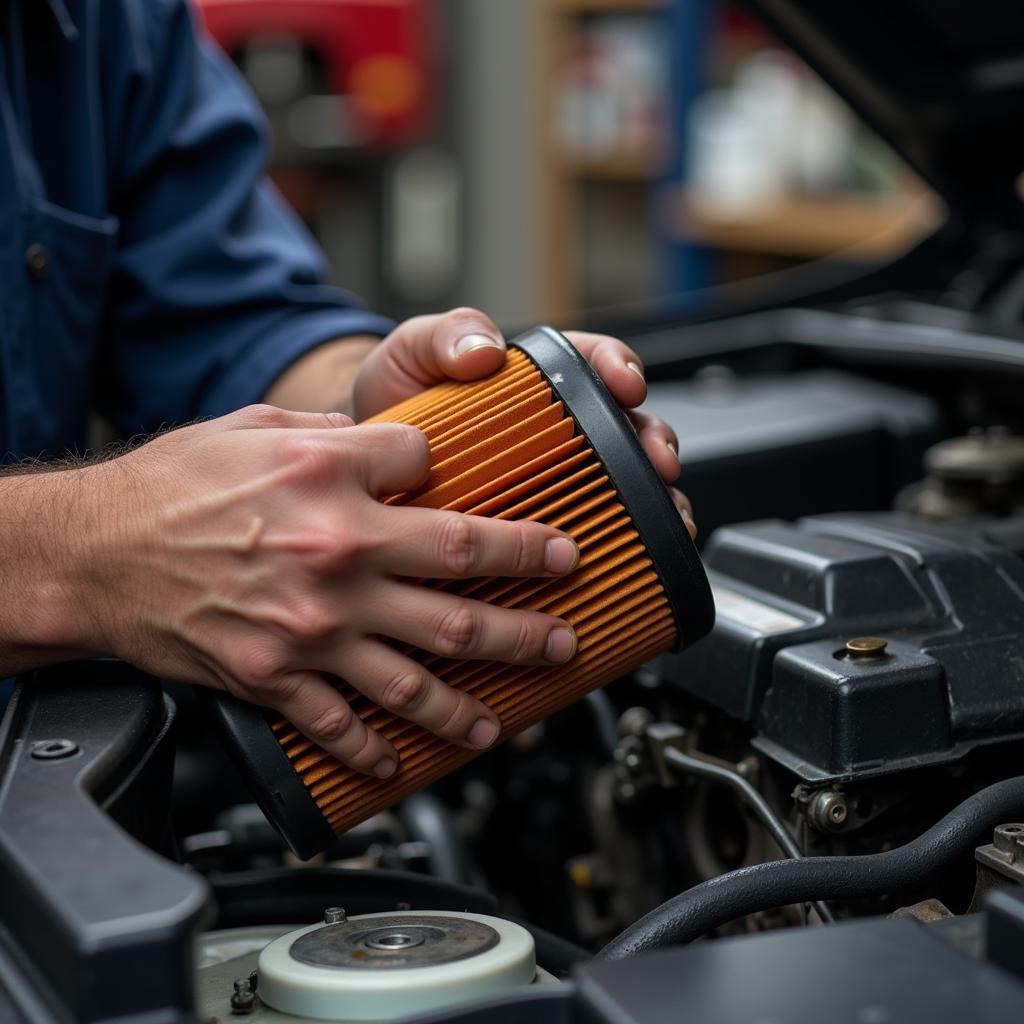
left=98, top=0, right=394, bottom=436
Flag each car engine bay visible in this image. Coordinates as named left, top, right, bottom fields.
left=5, top=0, right=1024, bottom=1019
left=5, top=313, right=1024, bottom=1021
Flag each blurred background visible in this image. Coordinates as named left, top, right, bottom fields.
left=195, top=0, right=940, bottom=330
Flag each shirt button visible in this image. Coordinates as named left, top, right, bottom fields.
left=25, top=243, right=49, bottom=282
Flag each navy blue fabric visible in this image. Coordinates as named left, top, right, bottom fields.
left=0, top=0, right=394, bottom=460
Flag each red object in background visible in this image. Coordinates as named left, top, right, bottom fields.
left=195, top=0, right=436, bottom=148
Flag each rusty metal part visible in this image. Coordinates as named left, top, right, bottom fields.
left=288, top=914, right=499, bottom=970
left=890, top=898, right=953, bottom=923
left=976, top=823, right=1024, bottom=883
left=968, top=823, right=1024, bottom=912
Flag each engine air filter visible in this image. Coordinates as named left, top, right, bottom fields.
left=209, top=326, right=713, bottom=857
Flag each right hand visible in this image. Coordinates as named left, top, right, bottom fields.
left=73, top=405, right=581, bottom=779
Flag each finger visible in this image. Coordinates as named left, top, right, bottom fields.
left=628, top=409, right=681, bottom=484
left=669, top=488, right=698, bottom=540
left=367, top=580, right=578, bottom=666
left=338, top=639, right=503, bottom=750
left=371, top=506, right=580, bottom=578
left=563, top=331, right=647, bottom=409
left=342, top=422, right=432, bottom=496
left=354, top=308, right=507, bottom=419
left=266, top=670, right=399, bottom=778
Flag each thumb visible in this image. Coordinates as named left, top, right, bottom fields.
left=428, top=306, right=507, bottom=382
left=354, top=308, right=507, bottom=420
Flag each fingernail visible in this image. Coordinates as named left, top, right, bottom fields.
left=373, top=757, right=397, bottom=779
left=681, top=508, right=697, bottom=536
left=667, top=440, right=678, bottom=458
left=545, top=537, right=579, bottom=574
left=468, top=718, right=499, bottom=749
left=545, top=626, right=577, bottom=663
left=626, top=361, right=645, bottom=380
left=453, top=334, right=505, bottom=358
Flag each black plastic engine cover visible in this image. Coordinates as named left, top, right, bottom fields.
left=661, top=513, right=1024, bottom=781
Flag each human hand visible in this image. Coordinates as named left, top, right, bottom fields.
left=73, top=406, right=581, bottom=777
left=351, top=308, right=696, bottom=539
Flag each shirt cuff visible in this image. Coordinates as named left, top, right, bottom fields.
left=198, top=308, right=397, bottom=417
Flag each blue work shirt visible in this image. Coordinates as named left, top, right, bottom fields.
left=0, top=0, right=395, bottom=460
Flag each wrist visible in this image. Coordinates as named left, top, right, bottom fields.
left=0, top=466, right=107, bottom=669
left=264, top=335, right=378, bottom=415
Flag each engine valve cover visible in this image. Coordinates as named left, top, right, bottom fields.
left=662, top=513, right=1024, bottom=781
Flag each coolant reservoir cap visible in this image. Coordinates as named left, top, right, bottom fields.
left=257, top=910, right=536, bottom=1021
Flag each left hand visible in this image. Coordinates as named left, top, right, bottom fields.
left=352, top=307, right=696, bottom=538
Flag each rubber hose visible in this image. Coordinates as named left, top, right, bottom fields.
left=584, top=690, right=620, bottom=757
left=398, top=791, right=474, bottom=887
left=598, top=775, right=1024, bottom=960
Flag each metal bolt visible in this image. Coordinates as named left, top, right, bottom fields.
left=809, top=790, right=849, bottom=830
left=30, top=739, right=79, bottom=761
left=993, top=823, right=1024, bottom=861
left=618, top=706, right=655, bottom=738
left=843, top=637, right=889, bottom=660
left=324, top=906, right=347, bottom=925
left=230, top=978, right=255, bottom=1015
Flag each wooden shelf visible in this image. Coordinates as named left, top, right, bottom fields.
left=672, top=189, right=941, bottom=260
left=538, top=0, right=678, bottom=320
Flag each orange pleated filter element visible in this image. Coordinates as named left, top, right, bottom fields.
left=209, top=327, right=714, bottom=858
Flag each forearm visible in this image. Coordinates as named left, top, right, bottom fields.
left=0, top=466, right=103, bottom=675
left=263, top=336, right=378, bottom=416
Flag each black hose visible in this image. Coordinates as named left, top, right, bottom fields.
left=583, top=691, right=620, bottom=757
left=663, top=747, right=834, bottom=924
left=598, top=775, right=1024, bottom=960
left=398, top=791, right=474, bottom=887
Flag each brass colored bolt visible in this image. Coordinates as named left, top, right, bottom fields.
left=844, top=637, right=888, bottom=659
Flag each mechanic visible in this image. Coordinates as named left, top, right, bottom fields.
left=0, top=0, right=693, bottom=781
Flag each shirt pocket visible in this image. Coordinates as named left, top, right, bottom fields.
left=15, top=198, right=120, bottom=456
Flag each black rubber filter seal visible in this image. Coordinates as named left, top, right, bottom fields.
left=513, top=326, right=714, bottom=649
left=207, top=326, right=714, bottom=859
left=203, top=691, right=336, bottom=860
